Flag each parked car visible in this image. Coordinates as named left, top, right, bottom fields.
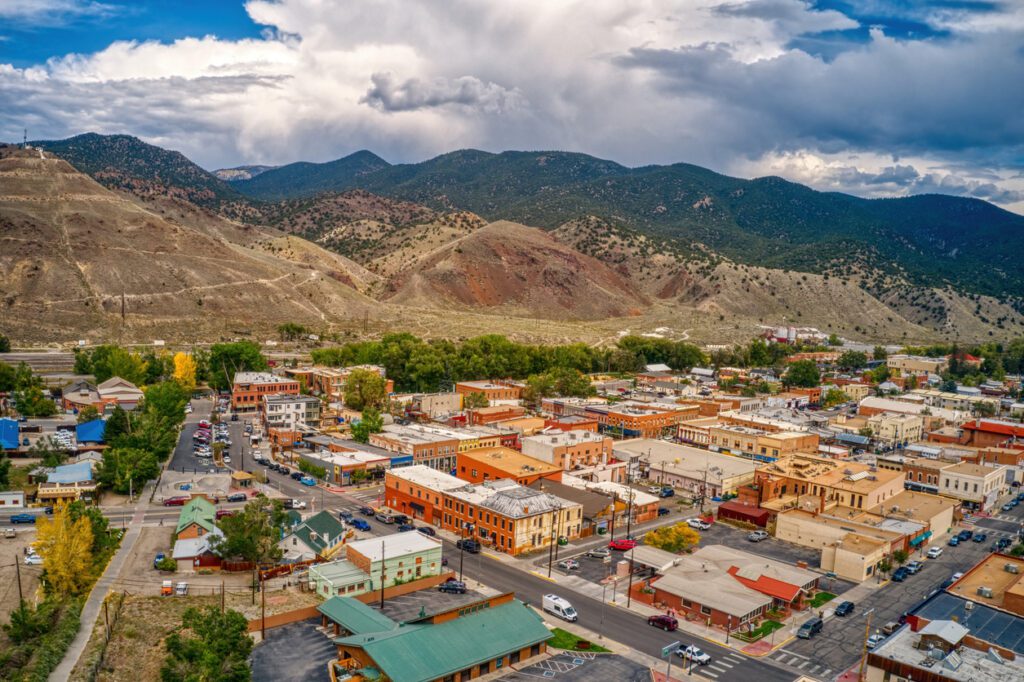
left=747, top=530, right=770, bottom=542
left=375, top=512, right=396, bottom=524
left=867, top=634, right=886, bottom=649
left=153, top=552, right=166, bottom=568
left=1017, top=492, right=1024, bottom=502
left=557, top=559, right=580, bottom=571
left=3, top=528, right=15, bottom=538
left=542, top=594, right=577, bottom=622
left=891, top=567, right=909, bottom=582
left=416, top=526, right=437, bottom=537
left=215, top=509, right=235, bottom=520
left=397, top=524, right=415, bottom=532
left=905, top=561, right=923, bottom=574
left=278, top=468, right=291, bottom=477
left=951, top=572, right=964, bottom=582
left=438, top=580, right=467, bottom=594
left=350, top=519, right=371, bottom=531
left=947, top=536, right=960, bottom=547
left=997, top=537, right=1013, bottom=550
left=973, top=533, right=987, bottom=543
left=456, top=539, right=481, bottom=553
left=648, top=614, right=678, bottom=631
left=163, top=496, right=190, bottom=507
left=687, top=518, right=711, bottom=531
left=339, top=510, right=354, bottom=520
left=797, top=617, right=824, bottom=639
left=290, top=471, right=304, bottom=481
left=657, top=507, right=671, bottom=516
left=676, top=645, right=710, bottom=665
left=957, top=529, right=973, bottom=541
left=926, top=546, right=943, bottom=559
left=359, top=506, right=376, bottom=516
left=226, top=492, right=247, bottom=503
left=300, top=476, right=316, bottom=486
left=608, top=538, right=637, bottom=551
left=648, top=486, right=662, bottom=494
left=659, top=488, right=675, bottom=498
left=282, top=499, right=307, bottom=510
left=834, top=601, right=855, bottom=617
left=585, top=547, right=610, bottom=559
left=1002, top=503, right=1014, bottom=512
left=24, top=554, right=43, bottom=566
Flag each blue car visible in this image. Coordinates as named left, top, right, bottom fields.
left=948, top=536, right=960, bottom=547
left=350, top=519, right=371, bottom=531
left=891, top=567, right=909, bottom=582
left=10, top=513, right=36, bottom=524
left=299, top=476, right=316, bottom=486
left=153, top=552, right=165, bottom=568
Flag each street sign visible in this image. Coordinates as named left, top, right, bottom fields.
left=661, top=641, right=680, bottom=658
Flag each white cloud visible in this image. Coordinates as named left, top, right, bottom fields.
left=0, top=0, right=114, bottom=22
left=0, top=0, right=1021, bottom=211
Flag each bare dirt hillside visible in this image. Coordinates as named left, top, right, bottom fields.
left=382, top=220, right=649, bottom=320
left=0, top=150, right=377, bottom=342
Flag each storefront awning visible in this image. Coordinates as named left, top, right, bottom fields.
left=909, top=530, right=933, bottom=547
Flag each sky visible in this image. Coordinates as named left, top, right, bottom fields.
left=1, top=0, right=1023, bottom=212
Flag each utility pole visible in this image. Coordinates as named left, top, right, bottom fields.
left=553, top=505, right=564, bottom=561
left=260, top=573, right=266, bottom=639
left=858, top=609, right=875, bottom=681
left=547, top=509, right=558, bottom=578
left=458, top=523, right=466, bottom=581
left=14, top=559, right=23, bottom=604
left=626, top=545, right=636, bottom=607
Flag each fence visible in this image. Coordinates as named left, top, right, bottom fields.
left=83, top=591, right=127, bottom=682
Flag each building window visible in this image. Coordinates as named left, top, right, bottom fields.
left=683, top=599, right=692, bottom=607
left=701, top=605, right=712, bottom=615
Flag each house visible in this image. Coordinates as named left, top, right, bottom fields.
left=634, top=545, right=820, bottom=630
left=60, top=380, right=100, bottom=412
left=307, top=560, right=373, bottom=599
left=174, top=498, right=217, bottom=540
left=0, top=490, right=26, bottom=509
left=323, top=593, right=550, bottom=682
left=37, top=461, right=98, bottom=502
left=278, top=510, right=348, bottom=562
left=75, top=418, right=106, bottom=445
left=263, top=394, right=321, bottom=430
left=231, top=372, right=300, bottom=413
left=96, top=377, right=144, bottom=410
left=345, top=532, right=443, bottom=589
left=171, top=528, right=224, bottom=572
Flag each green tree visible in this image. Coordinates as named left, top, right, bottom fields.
left=276, top=323, right=309, bottom=341
left=14, top=385, right=57, bottom=417
left=343, top=369, right=387, bottom=411
left=76, top=405, right=101, bottom=424
left=827, top=334, right=842, bottom=347
left=0, top=333, right=10, bottom=353
left=30, top=437, right=67, bottom=468
left=65, top=499, right=114, bottom=554
left=98, top=447, right=159, bottom=494
left=207, top=341, right=267, bottom=391
left=161, top=607, right=253, bottom=682
left=0, top=361, right=15, bottom=393
left=143, top=381, right=190, bottom=421
left=350, top=408, right=384, bottom=443
left=209, top=498, right=287, bottom=563
left=872, top=345, right=888, bottom=361
left=837, top=351, right=867, bottom=370
left=892, top=549, right=909, bottom=566
left=0, top=454, right=10, bottom=488
left=822, top=388, right=851, bottom=408
left=870, top=365, right=891, bottom=383
left=3, top=601, right=48, bottom=644
left=105, top=405, right=131, bottom=443
left=463, top=391, right=490, bottom=409
left=784, top=360, right=820, bottom=388
left=83, top=346, right=149, bottom=385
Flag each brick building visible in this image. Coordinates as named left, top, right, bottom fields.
left=455, top=447, right=561, bottom=486
left=231, top=372, right=300, bottom=412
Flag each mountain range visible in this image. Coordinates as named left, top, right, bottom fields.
left=7, top=132, right=1023, bottom=344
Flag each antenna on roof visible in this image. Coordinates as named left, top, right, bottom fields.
left=23, top=129, right=27, bottom=149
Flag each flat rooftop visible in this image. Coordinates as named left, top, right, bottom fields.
left=868, top=489, right=959, bottom=521
left=914, top=592, right=1024, bottom=654
left=870, top=621, right=1024, bottom=681
left=458, top=447, right=561, bottom=476
left=234, top=372, right=294, bottom=384
left=613, top=439, right=756, bottom=481
left=947, top=554, right=1024, bottom=613
left=386, top=464, right=467, bottom=491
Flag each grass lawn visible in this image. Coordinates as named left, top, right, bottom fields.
left=809, top=592, right=837, bottom=608
left=548, top=628, right=611, bottom=653
left=733, top=620, right=783, bottom=642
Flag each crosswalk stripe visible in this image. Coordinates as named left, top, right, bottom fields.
left=713, top=660, right=734, bottom=668
left=799, top=661, right=811, bottom=669
left=696, top=670, right=718, bottom=678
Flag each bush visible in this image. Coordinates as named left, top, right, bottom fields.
left=156, top=556, right=177, bottom=572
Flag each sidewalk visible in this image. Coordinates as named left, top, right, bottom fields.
left=48, top=481, right=155, bottom=681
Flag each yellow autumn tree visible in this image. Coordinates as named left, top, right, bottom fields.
left=643, top=523, right=701, bottom=554
left=34, top=504, right=94, bottom=596
left=172, top=352, right=198, bottom=391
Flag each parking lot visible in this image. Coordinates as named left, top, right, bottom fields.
left=250, top=619, right=333, bottom=682
left=167, top=399, right=253, bottom=475
left=375, top=585, right=488, bottom=622
left=501, top=651, right=650, bottom=681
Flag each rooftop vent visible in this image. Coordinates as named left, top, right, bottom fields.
left=977, top=586, right=993, bottom=598
left=1004, top=563, right=1020, bottom=574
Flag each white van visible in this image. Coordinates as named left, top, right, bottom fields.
left=926, top=546, right=943, bottom=559
left=543, top=594, right=578, bottom=622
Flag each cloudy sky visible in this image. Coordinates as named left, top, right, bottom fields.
left=2, top=0, right=1022, bottom=211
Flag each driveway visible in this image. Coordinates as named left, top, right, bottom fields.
left=251, top=619, right=334, bottom=682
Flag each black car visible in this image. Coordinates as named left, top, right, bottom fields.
left=657, top=507, right=671, bottom=516
left=290, top=471, right=304, bottom=481
left=279, top=467, right=290, bottom=476
left=957, top=529, right=973, bottom=541
left=997, top=537, right=1013, bottom=550
left=359, top=506, right=375, bottom=516
left=438, top=580, right=467, bottom=594
left=456, top=539, right=481, bottom=553
left=416, top=526, right=437, bottom=537
left=397, top=523, right=415, bottom=532
left=393, top=514, right=409, bottom=525
left=972, top=533, right=987, bottom=543
left=834, top=601, right=855, bottom=617
left=339, top=510, right=354, bottom=520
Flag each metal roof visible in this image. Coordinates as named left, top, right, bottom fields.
left=0, top=418, right=18, bottom=450
left=915, top=592, right=1024, bottom=655
left=318, top=597, right=397, bottom=635
left=334, top=599, right=550, bottom=682
left=75, top=418, right=106, bottom=443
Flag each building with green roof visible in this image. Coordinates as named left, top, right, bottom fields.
left=174, top=497, right=217, bottom=540
left=278, top=510, right=347, bottom=561
left=324, top=593, right=551, bottom=682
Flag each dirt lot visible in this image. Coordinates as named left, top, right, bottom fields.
left=113, top=527, right=301, bottom=596
left=0, top=527, right=42, bottom=621
left=69, top=587, right=321, bottom=682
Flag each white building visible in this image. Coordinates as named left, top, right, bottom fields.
left=263, top=394, right=321, bottom=430
left=938, top=462, right=1007, bottom=512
